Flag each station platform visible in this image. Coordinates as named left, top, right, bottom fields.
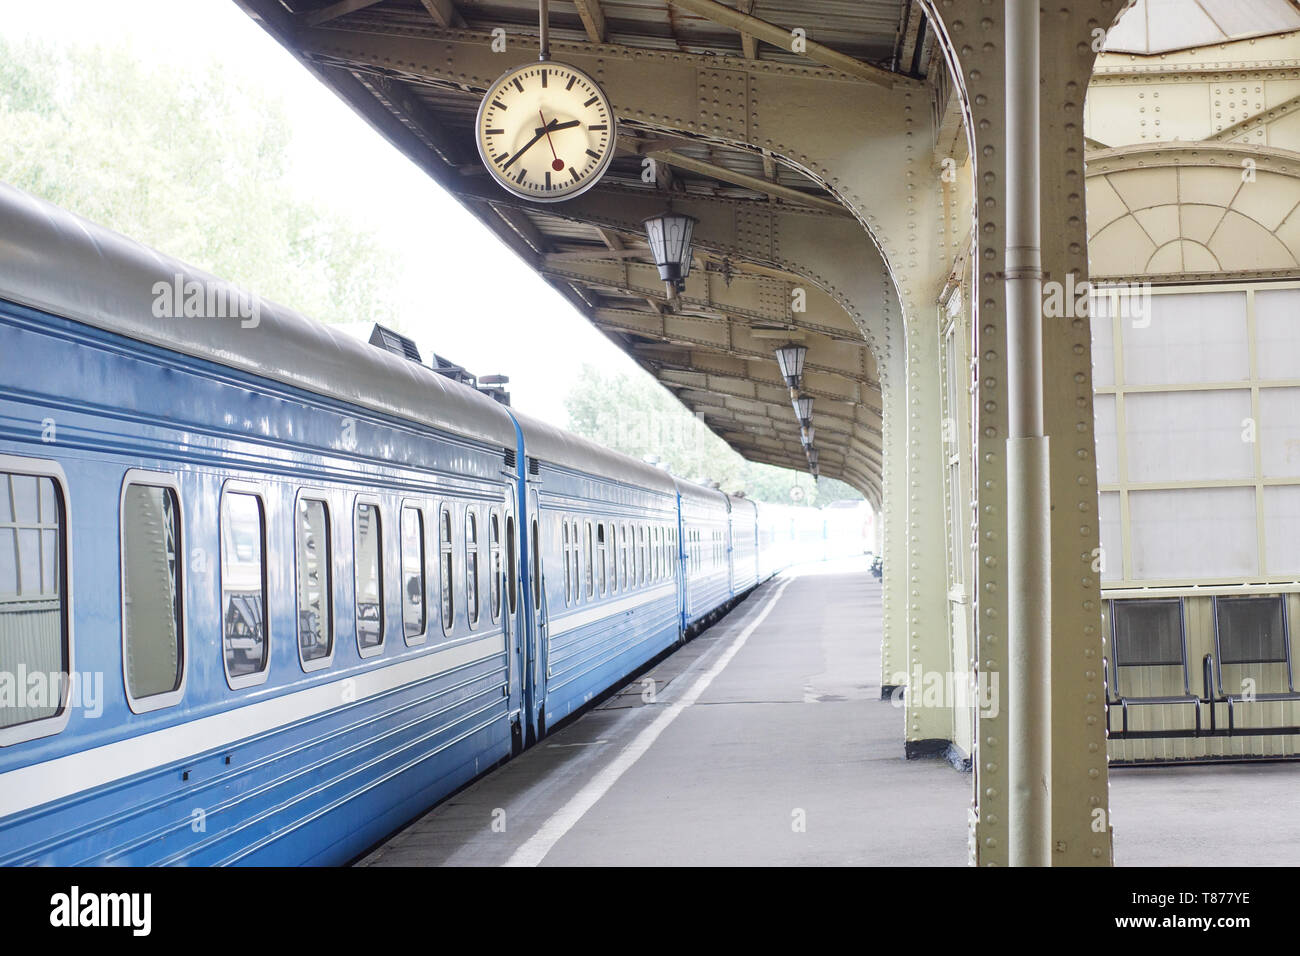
left=359, top=556, right=972, bottom=866
left=358, top=555, right=1300, bottom=867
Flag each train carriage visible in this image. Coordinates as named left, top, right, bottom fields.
left=513, top=413, right=681, bottom=731
left=676, top=478, right=732, bottom=631
left=728, top=494, right=760, bottom=596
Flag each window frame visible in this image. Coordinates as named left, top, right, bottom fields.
left=489, top=508, right=503, bottom=624
left=352, top=493, right=386, bottom=659
left=220, top=479, right=271, bottom=691
left=293, top=489, right=335, bottom=674
left=400, top=499, right=429, bottom=647
left=0, top=455, right=73, bottom=747
left=466, top=505, right=481, bottom=630
left=439, top=503, right=455, bottom=637
left=119, top=469, right=187, bottom=713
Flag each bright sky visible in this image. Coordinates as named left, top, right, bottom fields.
left=0, top=0, right=644, bottom=427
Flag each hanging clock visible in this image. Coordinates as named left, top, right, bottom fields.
left=475, top=61, right=616, bottom=202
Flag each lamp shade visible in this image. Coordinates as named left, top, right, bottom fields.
left=800, top=425, right=815, bottom=447
left=806, top=447, right=819, bottom=467
left=643, top=212, right=697, bottom=286
left=774, top=343, right=807, bottom=390
left=793, top=393, right=814, bottom=427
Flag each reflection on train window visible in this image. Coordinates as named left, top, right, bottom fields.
left=562, top=519, right=571, bottom=606
left=638, top=525, right=647, bottom=585
left=440, top=506, right=454, bottom=634
left=1111, top=599, right=1182, bottom=666
left=531, top=517, right=541, bottom=609
left=1217, top=595, right=1288, bottom=664
left=0, top=470, right=68, bottom=730
left=490, top=511, right=502, bottom=622
left=571, top=520, right=581, bottom=603
left=354, top=501, right=384, bottom=651
left=401, top=506, right=425, bottom=641
left=466, top=508, right=480, bottom=627
left=295, top=498, right=332, bottom=667
left=222, top=491, right=268, bottom=682
left=619, top=523, right=628, bottom=592
left=504, top=514, right=516, bottom=616
left=122, top=482, right=184, bottom=702
left=597, top=522, right=607, bottom=596
left=584, top=520, right=594, bottom=599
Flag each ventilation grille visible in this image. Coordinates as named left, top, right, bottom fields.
left=367, top=324, right=422, bottom=364
left=504, top=449, right=517, bottom=469
left=529, top=457, right=540, bottom=476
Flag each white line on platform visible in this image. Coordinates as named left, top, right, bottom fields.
left=504, top=573, right=796, bottom=867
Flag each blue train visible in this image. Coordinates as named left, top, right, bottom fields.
left=0, top=184, right=810, bottom=865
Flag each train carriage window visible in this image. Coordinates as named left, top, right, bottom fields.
left=1217, top=595, right=1288, bottom=664
left=490, top=511, right=502, bottom=623
left=121, top=479, right=184, bottom=706
left=0, top=467, right=70, bottom=736
left=571, top=520, right=581, bottom=603
left=401, top=506, right=426, bottom=642
left=295, top=497, right=333, bottom=670
left=620, top=523, right=628, bottom=591
left=505, top=514, right=517, bottom=616
left=531, top=518, right=541, bottom=609
left=584, top=521, right=595, bottom=599
left=466, top=508, right=480, bottom=628
left=562, top=520, right=571, bottom=606
left=597, top=522, right=607, bottom=596
left=354, top=501, right=384, bottom=653
left=439, top=506, right=454, bottom=634
left=640, top=525, right=648, bottom=586
left=222, top=490, right=269, bottom=685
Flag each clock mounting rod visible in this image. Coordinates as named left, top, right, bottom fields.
left=538, top=0, right=550, bottom=61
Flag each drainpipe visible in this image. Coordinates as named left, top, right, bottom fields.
left=1004, top=0, right=1051, bottom=867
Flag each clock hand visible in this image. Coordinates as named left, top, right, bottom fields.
left=539, top=110, right=566, bottom=172
left=533, top=120, right=581, bottom=135
left=501, top=127, right=548, bottom=171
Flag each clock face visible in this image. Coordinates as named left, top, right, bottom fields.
left=475, top=62, right=616, bottom=202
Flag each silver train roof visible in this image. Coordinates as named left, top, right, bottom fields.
left=510, top=406, right=678, bottom=495
left=0, top=183, right=518, bottom=450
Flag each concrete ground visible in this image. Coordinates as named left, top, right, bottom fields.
left=361, top=556, right=971, bottom=866
left=360, top=555, right=1300, bottom=866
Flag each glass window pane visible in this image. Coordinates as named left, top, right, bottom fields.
left=490, top=513, right=502, bottom=621
left=1129, top=486, right=1257, bottom=580
left=1124, top=389, right=1254, bottom=483
left=563, top=520, right=571, bottom=605
left=440, top=508, right=454, bottom=632
left=1089, top=295, right=1115, bottom=388
left=1217, top=596, right=1287, bottom=664
left=354, top=502, right=384, bottom=649
left=597, top=523, right=606, bottom=596
left=1260, top=387, right=1300, bottom=479
left=123, top=484, right=183, bottom=699
left=0, top=472, right=66, bottom=729
left=296, top=498, right=332, bottom=663
left=1255, top=289, right=1300, bottom=381
left=401, top=507, right=425, bottom=640
left=1120, top=291, right=1248, bottom=386
left=466, top=510, right=479, bottom=626
left=506, top=515, right=517, bottom=616
left=1093, top=393, right=1118, bottom=485
left=1098, top=491, right=1121, bottom=582
left=222, top=492, right=267, bottom=679
left=584, top=522, right=594, bottom=598
left=1264, top=485, right=1300, bottom=575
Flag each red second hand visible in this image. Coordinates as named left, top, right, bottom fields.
left=539, top=110, right=565, bottom=171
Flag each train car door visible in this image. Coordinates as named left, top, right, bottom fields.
left=523, top=487, right=548, bottom=742
left=501, top=491, right=524, bottom=753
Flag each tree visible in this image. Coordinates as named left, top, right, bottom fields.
left=564, top=362, right=864, bottom=507
left=0, top=37, right=402, bottom=327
